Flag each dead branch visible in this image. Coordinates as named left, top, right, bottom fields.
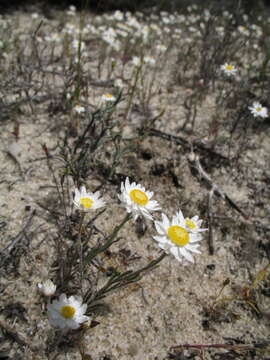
left=0, top=318, right=40, bottom=353
left=189, top=153, right=248, bottom=219
left=207, top=189, right=215, bottom=255
left=171, top=341, right=270, bottom=352
left=146, top=127, right=230, bottom=164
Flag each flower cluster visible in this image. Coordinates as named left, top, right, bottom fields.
left=72, top=178, right=207, bottom=265
left=154, top=211, right=207, bottom=264
left=220, top=63, right=268, bottom=118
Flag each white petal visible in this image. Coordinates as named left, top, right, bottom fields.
left=170, top=246, right=182, bottom=262
left=161, top=213, right=170, bottom=229
left=74, top=188, right=80, bottom=198
left=125, top=177, right=130, bottom=190
left=80, top=186, right=86, bottom=195
left=154, top=221, right=166, bottom=235
left=179, top=247, right=194, bottom=263
left=177, top=210, right=185, bottom=223
left=153, top=235, right=168, bottom=244
left=171, top=215, right=179, bottom=226
left=185, top=243, right=201, bottom=254
left=59, top=294, right=68, bottom=302
left=189, top=232, right=202, bottom=242
left=147, top=200, right=161, bottom=211
left=192, top=215, right=199, bottom=222
left=158, top=242, right=170, bottom=251
left=66, top=319, right=80, bottom=329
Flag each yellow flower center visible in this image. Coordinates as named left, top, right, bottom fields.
left=226, top=65, right=234, bottom=71
left=168, top=225, right=189, bottom=247
left=256, top=107, right=262, bottom=112
left=61, top=305, right=76, bottom=319
left=130, top=189, right=149, bottom=206
left=80, top=197, right=94, bottom=209
left=104, top=94, right=114, bottom=99
left=185, top=218, right=197, bottom=230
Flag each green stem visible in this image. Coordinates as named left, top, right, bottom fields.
left=124, top=65, right=142, bottom=120
left=87, top=251, right=167, bottom=305
left=84, top=213, right=131, bottom=265
left=78, top=212, right=85, bottom=295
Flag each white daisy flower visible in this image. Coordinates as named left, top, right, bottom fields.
left=71, top=39, right=85, bottom=52
left=73, top=186, right=106, bottom=211
left=144, top=56, right=156, bottom=66
left=132, top=56, right=141, bottom=67
left=114, top=78, right=124, bottom=88
left=181, top=212, right=208, bottom=234
left=220, top=63, right=238, bottom=76
left=101, top=93, right=116, bottom=102
left=238, top=25, right=250, bottom=36
left=118, top=177, right=161, bottom=221
left=31, top=13, right=39, bottom=19
left=249, top=102, right=268, bottom=118
left=45, top=33, right=61, bottom=43
left=47, top=293, right=89, bottom=330
left=153, top=212, right=204, bottom=264
left=67, top=5, right=76, bottom=16
left=156, top=44, right=167, bottom=53
left=37, top=279, right=56, bottom=297
left=73, top=104, right=85, bottom=115
left=113, top=10, right=124, bottom=21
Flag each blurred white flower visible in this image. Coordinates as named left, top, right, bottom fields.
left=216, top=26, right=225, bottom=36
left=150, top=23, right=161, bottom=34
left=73, top=104, right=85, bottom=115
left=238, top=25, right=250, bottom=36
left=114, top=78, right=124, bottom=88
left=132, top=56, right=141, bottom=67
left=73, top=186, right=106, bottom=211
left=47, top=294, right=89, bottom=330
left=153, top=211, right=204, bottom=264
left=118, top=177, right=161, bottom=221
left=38, top=280, right=56, bottom=297
left=113, top=10, right=124, bottom=21
left=31, top=13, right=39, bottom=19
left=126, top=16, right=141, bottom=29
left=220, top=63, right=237, bottom=76
left=249, top=102, right=268, bottom=118
left=117, top=23, right=132, bottom=33
left=101, top=93, right=116, bottom=102
left=71, top=39, right=85, bottom=52
left=116, top=29, right=128, bottom=38
left=144, top=56, right=156, bottom=66
left=45, top=33, right=61, bottom=43
left=141, top=25, right=150, bottom=42
left=163, top=17, right=171, bottom=24
left=181, top=212, right=207, bottom=234
left=102, top=27, right=117, bottom=45
left=67, top=5, right=76, bottom=16
left=204, top=9, right=211, bottom=20
left=63, top=23, right=77, bottom=35
left=156, top=44, right=167, bottom=53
